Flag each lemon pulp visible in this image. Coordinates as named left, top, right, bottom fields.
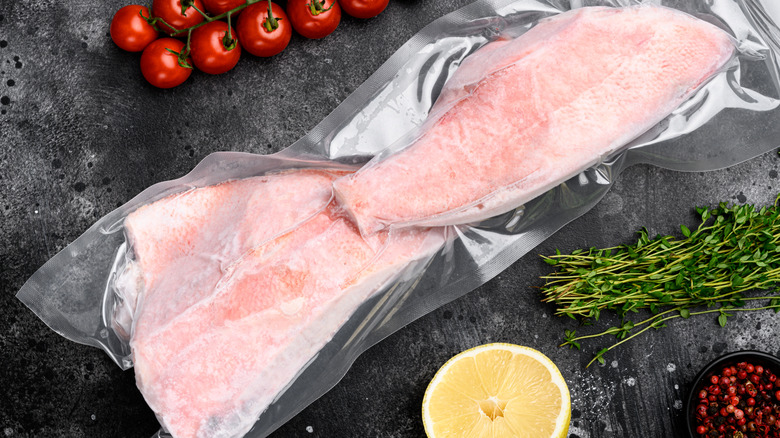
left=422, top=343, right=570, bottom=438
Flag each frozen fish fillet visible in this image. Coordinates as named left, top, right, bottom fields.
left=332, top=5, right=735, bottom=235
left=121, top=172, right=443, bottom=438
left=114, top=169, right=346, bottom=340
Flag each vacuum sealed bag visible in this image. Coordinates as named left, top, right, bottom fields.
left=16, top=1, right=780, bottom=437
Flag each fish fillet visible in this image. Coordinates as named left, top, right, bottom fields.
left=121, top=171, right=444, bottom=438
left=114, top=169, right=346, bottom=340
left=332, top=5, right=735, bottom=236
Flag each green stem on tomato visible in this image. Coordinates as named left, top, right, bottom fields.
left=149, top=15, right=181, bottom=35
left=177, top=29, right=193, bottom=68
left=185, top=28, right=193, bottom=56
left=308, top=0, right=334, bottom=16
left=263, top=1, right=279, bottom=32
left=190, top=4, right=214, bottom=21
left=150, top=0, right=265, bottom=37
left=138, top=8, right=154, bottom=24
left=223, top=12, right=238, bottom=50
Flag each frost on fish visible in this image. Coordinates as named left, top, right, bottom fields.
left=117, top=169, right=443, bottom=438
left=113, top=169, right=345, bottom=341
left=332, top=5, right=735, bottom=236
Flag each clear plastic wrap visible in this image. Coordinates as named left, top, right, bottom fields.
left=332, top=5, right=736, bottom=235
left=15, top=0, right=780, bottom=437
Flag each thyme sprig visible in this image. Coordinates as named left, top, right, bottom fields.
left=541, top=195, right=780, bottom=367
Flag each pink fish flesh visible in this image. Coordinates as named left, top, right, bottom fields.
left=332, top=5, right=735, bottom=236
left=114, top=169, right=346, bottom=340
left=119, top=170, right=444, bottom=438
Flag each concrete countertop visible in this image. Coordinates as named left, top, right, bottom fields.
left=1, top=0, right=779, bottom=437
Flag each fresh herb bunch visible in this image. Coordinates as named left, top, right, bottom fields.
left=540, top=196, right=780, bottom=367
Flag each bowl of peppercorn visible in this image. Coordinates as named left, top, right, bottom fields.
left=687, top=350, right=780, bottom=438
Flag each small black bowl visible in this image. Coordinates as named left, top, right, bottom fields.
left=686, top=350, right=780, bottom=437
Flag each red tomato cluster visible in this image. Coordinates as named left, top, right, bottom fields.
left=110, top=0, right=390, bottom=88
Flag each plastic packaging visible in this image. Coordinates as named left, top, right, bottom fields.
left=121, top=168, right=447, bottom=438
left=332, top=5, right=736, bottom=236
left=16, top=1, right=780, bottom=437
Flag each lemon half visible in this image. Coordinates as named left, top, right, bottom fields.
left=422, top=343, right=571, bottom=438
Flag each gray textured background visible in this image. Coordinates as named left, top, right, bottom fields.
left=1, top=0, right=780, bottom=437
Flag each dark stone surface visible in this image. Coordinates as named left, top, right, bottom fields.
left=1, top=0, right=779, bottom=437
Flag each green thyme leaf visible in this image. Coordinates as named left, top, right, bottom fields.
left=540, top=195, right=780, bottom=367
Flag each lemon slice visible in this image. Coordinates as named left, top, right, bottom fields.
left=422, top=343, right=570, bottom=438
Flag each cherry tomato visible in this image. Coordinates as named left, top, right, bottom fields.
left=111, top=5, right=159, bottom=52
left=339, top=0, right=388, bottom=19
left=201, top=0, right=245, bottom=16
left=140, top=38, right=192, bottom=88
left=236, top=1, right=291, bottom=57
left=152, top=0, right=206, bottom=35
left=287, top=0, right=340, bottom=39
left=190, top=21, right=241, bottom=74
